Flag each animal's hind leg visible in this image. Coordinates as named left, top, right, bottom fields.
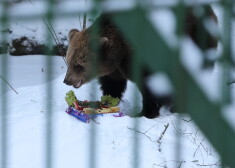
left=138, top=69, right=173, bottom=118
left=141, top=83, right=173, bottom=118
left=99, top=75, right=127, bottom=99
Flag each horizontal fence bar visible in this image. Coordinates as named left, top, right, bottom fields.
left=0, top=0, right=225, bottom=22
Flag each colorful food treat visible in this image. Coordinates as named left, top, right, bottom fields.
left=65, top=90, right=123, bottom=123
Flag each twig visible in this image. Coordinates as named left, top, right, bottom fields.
left=83, top=13, right=87, bottom=30
left=157, top=123, right=169, bottom=152
left=182, top=118, right=192, bottom=122
left=0, top=74, right=18, bottom=94
left=153, top=160, right=185, bottom=168
left=47, top=20, right=67, bottom=57
left=127, top=126, right=155, bottom=142
left=26, top=0, right=68, bottom=66
left=42, top=18, right=68, bottom=67
left=170, top=117, right=179, bottom=135
left=144, top=123, right=158, bottom=134
left=78, top=14, right=82, bottom=30
left=157, top=123, right=169, bottom=143
left=193, top=138, right=205, bottom=157
left=177, top=160, right=185, bottom=168
left=196, top=160, right=221, bottom=167
left=83, top=0, right=87, bottom=30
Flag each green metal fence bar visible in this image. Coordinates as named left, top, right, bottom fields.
left=45, top=0, right=56, bottom=168
left=220, top=0, right=233, bottom=106
left=111, top=5, right=235, bottom=168
left=88, top=1, right=101, bottom=167
left=0, top=1, right=9, bottom=168
left=0, top=1, right=222, bottom=23
left=131, top=6, right=141, bottom=168
left=174, top=1, right=186, bottom=165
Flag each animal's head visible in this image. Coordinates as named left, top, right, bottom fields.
left=63, top=29, right=108, bottom=88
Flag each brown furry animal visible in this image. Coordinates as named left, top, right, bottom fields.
left=64, top=6, right=217, bottom=118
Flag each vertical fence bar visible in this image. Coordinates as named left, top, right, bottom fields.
left=171, top=0, right=185, bottom=167
left=220, top=1, right=233, bottom=165
left=45, top=0, right=55, bottom=168
left=89, top=0, right=100, bottom=168
left=132, top=54, right=141, bottom=168
left=174, top=1, right=186, bottom=167
left=0, top=1, right=9, bottom=168
left=221, top=0, right=233, bottom=105
left=132, top=3, right=141, bottom=168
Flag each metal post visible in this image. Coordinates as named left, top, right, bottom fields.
left=0, top=1, right=9, bottom=168
left=45, top=0, right=55, bottom=168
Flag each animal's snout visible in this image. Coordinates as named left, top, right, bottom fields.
left=63, top=79, right=72, bottom=85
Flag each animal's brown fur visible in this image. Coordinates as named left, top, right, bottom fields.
left=64, top=17, right=131, bottom=88
left=64, top=6, right=218, bottom=118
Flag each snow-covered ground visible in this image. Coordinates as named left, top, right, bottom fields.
left=0, top=57, right=222, bottom=168
left=0, top=0, right=235, bottom=168
left=0, top=55, right=66, bottom=92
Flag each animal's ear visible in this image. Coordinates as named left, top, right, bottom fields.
left=68, top=29, right=79, bottom=41
left=100, top=37, right=109, bottom=46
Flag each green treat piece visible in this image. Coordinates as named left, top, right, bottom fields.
left=101, top=95, right=120, bottom=107
left=65, top=90, right=78, bottom=106
left=87, top=101, right=101, bottom=109
left=78, top=101, right=100, bottom=109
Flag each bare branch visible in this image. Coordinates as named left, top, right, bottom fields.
left=153, top=160, right=185, bottom=168
left=157, top=123, right=169, bottom=152
left=127, top=126, right=156, bottom=142
left=83, top=0, right=87, bottom=30
left=83, top=13, right=87, bottom=30
left=42, top=18, right=68, bottom=67
left=196, top=160, right=221, bottom=167
left=0, top=74, right=18, bottom=94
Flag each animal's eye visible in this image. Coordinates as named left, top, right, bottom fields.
left=73, top=64, right=85, bottom=72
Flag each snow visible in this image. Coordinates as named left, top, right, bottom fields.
left=0, top=70, right=222, bottom=167
left=4, top=0, right=95, bottom=45
left=1, top=0, right=235, bottom=168
left=146, top=73, right=173, bottom=96
left=0, top=55, right=223, bottom=168
left=0, top=55, right=66, bottom=92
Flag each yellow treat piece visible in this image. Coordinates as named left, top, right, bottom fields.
left=96, top=106, right=120, bottom=114
left=110, top=107, right=120, bottom=112
left=83, top=108, right=96, bottom=114
left=83, top=106, right=120, bottom=114
left=96, top=108, right=112, bottom=113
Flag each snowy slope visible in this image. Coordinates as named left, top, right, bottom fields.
left=0, top=73, right=222, bottom=168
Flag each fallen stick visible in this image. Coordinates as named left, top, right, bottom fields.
left=0, top=74, right=18, bottom=94
left=157, top=123, right=169, bottom=152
